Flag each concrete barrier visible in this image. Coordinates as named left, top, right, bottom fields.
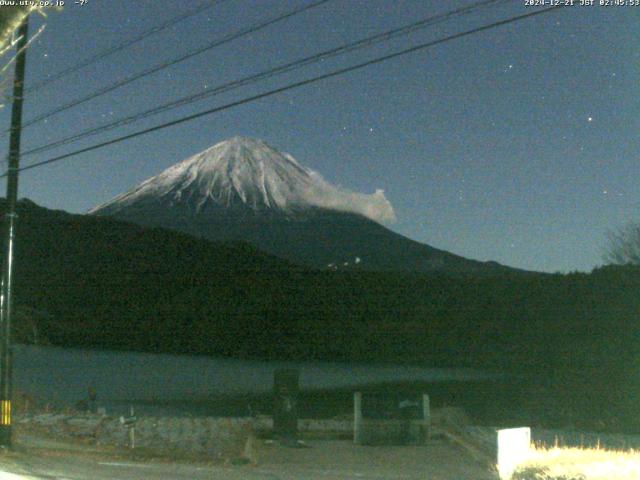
left=17, top=413, right=252, bottom=458
left=16, top=413, right=355, bottom=457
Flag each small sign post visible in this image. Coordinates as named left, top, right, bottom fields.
left=353, top=392, right=362, bottom=444
left=120, top=406, right=137, bottom=449
left=273, top=369, right=299, bottom=442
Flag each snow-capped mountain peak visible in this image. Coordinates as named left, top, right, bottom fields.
left=90, top=136, right=396, bottom=223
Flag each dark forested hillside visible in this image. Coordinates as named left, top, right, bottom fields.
left=3, top=199, right=640, bottom=431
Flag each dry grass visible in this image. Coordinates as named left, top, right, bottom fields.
left=512, top=444, right=640, bottom=480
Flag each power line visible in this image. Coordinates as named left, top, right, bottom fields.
left=24, top=0, right=223, bottom=94
left=23, top=0, right=511, bottom=158
left=14, top=0, right=333, bottom=133
left=6, top=5, right=567, bottom=178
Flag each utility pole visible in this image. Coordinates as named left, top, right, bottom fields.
left=0, top=15, right=29, bottom=448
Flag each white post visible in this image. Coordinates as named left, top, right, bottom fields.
left=353, top=392, right=362, bottom=444
left=497, top=427, right=531, bottom=479
left=422, top=394, right=431, bottom=441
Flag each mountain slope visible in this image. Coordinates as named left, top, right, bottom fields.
left=90, top=137, right=518, bottom=275
left=3, top=198, right=537, bottom=364
left=90, top=136, right=395, bottom=223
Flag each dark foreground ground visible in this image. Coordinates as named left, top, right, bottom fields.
left=0, top=432, right=498, bottom=480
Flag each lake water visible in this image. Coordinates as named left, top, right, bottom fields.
left=13, top=344, right=496, bottom=416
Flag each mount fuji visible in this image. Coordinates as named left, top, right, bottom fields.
left=90, top=137, right=514, bottom=275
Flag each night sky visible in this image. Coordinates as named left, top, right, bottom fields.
left=1, top=0, right=638, bottom=273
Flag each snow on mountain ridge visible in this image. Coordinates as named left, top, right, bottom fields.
left=90, top=136, right=396, bottom=224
